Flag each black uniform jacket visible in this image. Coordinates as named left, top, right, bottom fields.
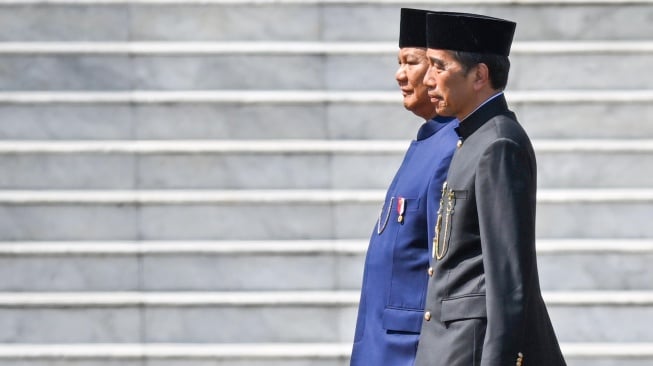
left=414, top=94, right=566, bottom=366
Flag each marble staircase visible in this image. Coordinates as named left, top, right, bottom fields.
left=1, top=0, right=652, bottom=365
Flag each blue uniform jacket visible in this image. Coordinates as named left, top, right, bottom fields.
left=350, top=116, right=459, bottom=366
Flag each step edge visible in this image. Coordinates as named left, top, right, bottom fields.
left=1, top=239, right=653, bottom=255
left=0, top=290, right=651, bottom=306
left=1, top=189, right=653, bottom=204
left=1, top=90, right=652, bottom=104
left=1, top=41, right=653, bottom=55
left=1, top=0, right=652, bottom=5
left=0, top=342, right=651, bottom=358
left=2, top=139, right=653, bottom=154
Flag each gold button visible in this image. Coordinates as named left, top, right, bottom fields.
left=457, top=140, right=463, bottom=148
left=427, top=267, right=434, bottom=276
left=424, top=311, right=431, bottom=321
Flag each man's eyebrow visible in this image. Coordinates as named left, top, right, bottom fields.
left=429, top=57, right=445, bottom=68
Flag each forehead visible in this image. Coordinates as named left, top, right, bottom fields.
left=398, top=47, right=427, bottom=58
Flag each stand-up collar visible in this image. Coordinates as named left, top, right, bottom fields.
left=455, top=93, right=514, bottom=140
left=417, top=115, right=457, bottom=141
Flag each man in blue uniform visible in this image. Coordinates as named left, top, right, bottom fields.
left=349, top=8, right=459, bottom=366
left=415, top=12, right=566, bottom=366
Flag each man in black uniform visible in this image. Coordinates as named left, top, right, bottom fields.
left=414, top=12, right=567, bottom=366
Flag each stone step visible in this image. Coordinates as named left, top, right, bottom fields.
left=2, top=41, right=651, bottom=90
left=1, top=90, right=651, bottom=140
left=0, top=139, right=650, bottom=189
left=1, top=189, right=653, bottom=240
left=1, top=0, right=652, bottom=42
left=0, top=291, right=651, bottom=343
left=1, top=239, right=652, bottom=292
left=0, top=343, right=351, bottom=366
left=0, top=342, right=650, bottom=366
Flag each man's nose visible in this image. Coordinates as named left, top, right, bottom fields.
left=423, top=70, right=435, bottom=87
left=395, top=65, right=407, bottom=81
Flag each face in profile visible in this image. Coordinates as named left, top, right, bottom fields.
left=395, top=47, right=437, bottom=120
left=424, top=48, right=477, bottom=119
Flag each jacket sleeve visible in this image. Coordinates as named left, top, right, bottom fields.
left=475, top=137, right=537, bottom=365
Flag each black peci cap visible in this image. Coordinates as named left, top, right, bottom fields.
left=399, top=8, right=431, bottom=48
left=425, top=12, right=516, bottom=56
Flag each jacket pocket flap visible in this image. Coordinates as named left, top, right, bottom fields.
left=440, top=294, right=487, bottom=322
left=382, top=307, right=423, bottom=333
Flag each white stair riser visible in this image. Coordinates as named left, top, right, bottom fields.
left=1, top=201, right=653, bottom=240
left=2, top=102, right=651, bottom=141
left=1, top=4, right=651, bottom=41
left=0, top=359, right=348, bottom=366
left=0, top=306, right=355, bottom=343
left=0, top=356, right=648, bottom=366
left=1, top=251, right=653, bottom=292
left=0, top=303, right=651, bottom=343
left=0, top=151, right=650, bottom=189
left=3, top=53, right=652, bottom=91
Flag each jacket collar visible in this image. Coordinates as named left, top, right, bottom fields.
left=455, top=93, right=515, bottom=140
left=417, top=115, right=457, bottom=141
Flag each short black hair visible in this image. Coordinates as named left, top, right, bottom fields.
left=451, top=51, right=510, bottom=90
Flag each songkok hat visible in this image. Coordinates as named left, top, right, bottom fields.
left=399, top=8, right=430, bottom=48
left=425, top=12, right=516, bottom=56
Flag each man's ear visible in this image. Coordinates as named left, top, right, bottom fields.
left=472, top=63, right=490, bottom=91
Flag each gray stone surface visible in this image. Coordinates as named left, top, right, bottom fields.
left=6, top=247, right=653, bottom=292
left=549, top=305, right=653, bottom=342
left=148, top=361, right=348, bottom=366
left=0, top=105, right=134, bottom=140
left=0, top=361, right=142, bottom=366
left=130, top=5, right=320, bottom=41
left=538, top=252, right=653, bottom=291
left=5, top=53, right=651, bottom=91
left=0, top=357, right=651, bottom=366
left=0, top=300, right=650, bottom=343
left=132, top=56, right=324, bottom=91
left=0, top=56, right=131, bottom=91
left=0, top=359, right=348, bottom=366
left=0, top=255, right=140, bottom=292
left=3, top=101, right=651, bottom=141
left=3, top=3, right=651, bottom=41
left=134, top=104, right=330, bottom=140
left=0, top=4, right=129, bottom=41
left=321, top=4, right=653, bottom=41
left=144, top=305, right=355, bottom=343
left=2, top=199, right=652, bottom=240
left=566, top=359, right=653, bottom=366
left=138, top=203, right=347, bottom=240
left=513, top=101, right=653, bottom=140
left=536, top=201, right=653, bottom=238
left=143, top=253, right=364, bottom=291
left=138, top=153, right=334, bottom=190
left=537, top=151, right=653, bottom=188
left=0, top=308, right=141, bottom=343
left=0, top=154, right=136, bottom=189
left=0, top=205, right=139, bottom=241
